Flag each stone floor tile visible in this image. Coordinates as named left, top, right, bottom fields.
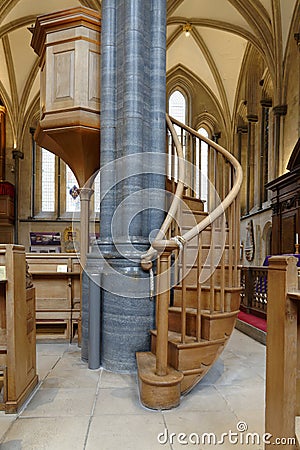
left=41, top=367, right=100, bottom=389
left=36, top=355, right=62, bottom=381
left=94, top=387, right=156, bottom=415
left=0, top=416, right=17, bottom=442
left=85, top=414, right=168, bottom=450
left=1, top=417, right=89, bottom=450
left=99, top=370, right=137, bottom=389
left=20, top=388, right=96, bottom=418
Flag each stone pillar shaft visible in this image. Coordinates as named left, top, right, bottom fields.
left=79, top=187, right=93, bottom=269
left=0, top=107, right=5, bottom=182
left=246, top=115, right=258, bottom=214
left=83, top=0, right=167, bottom=372
left=273, top=105, right=287, bottom=178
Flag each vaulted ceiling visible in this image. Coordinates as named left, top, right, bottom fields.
left=0, top=0, right=299, bottom=147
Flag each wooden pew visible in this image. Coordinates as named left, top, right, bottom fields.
left=0, top=244, right=38, bottom=413
left=26, top=253, right=81, bottom=342
left=266, top=255, right=299, bottom=449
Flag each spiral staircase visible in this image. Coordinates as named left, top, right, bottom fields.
left=137, top=115, right=243, bottom=410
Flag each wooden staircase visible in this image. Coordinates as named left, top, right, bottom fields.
left=137, top=115, right=243, bottom=409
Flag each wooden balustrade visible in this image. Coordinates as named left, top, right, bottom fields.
left=265, top=256, right=299, bottom=449
left=26, top=253, right=81, bottom=342
left=241, top=266, right=268, bottom=319
left=138, top=116, right=242, bottom=409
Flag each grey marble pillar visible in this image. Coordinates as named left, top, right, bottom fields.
left=82, top=0, right=167, bottom=372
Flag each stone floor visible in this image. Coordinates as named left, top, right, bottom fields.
left=0, top=330, right=266, bottom=450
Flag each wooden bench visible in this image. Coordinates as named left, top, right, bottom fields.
left=26, top=253, right=81, bottom=342
left=0, top=244, right=38, bottom=413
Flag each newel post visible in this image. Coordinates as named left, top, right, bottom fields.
left=153, top=241, right=178, bottom=376
left=136, top=239, right=184, bottom=410
left=265, top=255, right=298, bottom=449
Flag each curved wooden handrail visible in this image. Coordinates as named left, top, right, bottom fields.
left=141, top=114, right=185, bottom=268
left=169, top=116, right=243, bottom=244
left=141, top=115, right=243, bottom=267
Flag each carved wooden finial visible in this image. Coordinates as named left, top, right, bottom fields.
left=26, top=261, right=33, bottom=289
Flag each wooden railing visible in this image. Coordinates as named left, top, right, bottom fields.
left=241, top=266, right=268, bottom=319
left=265, top=256, right=299, bottom=449
left=141, top=116, right=243, bottom=378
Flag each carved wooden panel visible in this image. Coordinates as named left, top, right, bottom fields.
left=281, top=214, right=296, bottom=254
left=88, top=50, right=100, bottom=103
left=54, top=50, right=75, bottom=101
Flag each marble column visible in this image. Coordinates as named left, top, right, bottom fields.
left=295, top=33, right=300, bottom=133
left=83, top=0, right=167, bottom=372
left=12, top=150, right=24, bottom=243
left=272, top=105, right=287, bottom=178
left=0, top=106, right=6, bottom=182
left=79, top=187, right=94, bottom=269
left=259, top=100, right=271, bottom=208
left=246, top=115, right=258, bottom=214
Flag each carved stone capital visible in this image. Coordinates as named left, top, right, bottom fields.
left=273, top=105, right=287, bottom=116
left=12, top=150, right=24, bottom=160
left=260, top=99, right=272, bottom=108
left=78, top=187, right=94, bottom=201
left=237, top=125, right=248, bottom=134
left=247, top=114, right=258, bottom=123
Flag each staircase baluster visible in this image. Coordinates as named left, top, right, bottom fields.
left=228, top=166, right=234, bottom=290
left=153, top=242, right=175, bottom=376
left=214, top=149, right=218, bottom=211
left=181, top=245, right=187, bottom=343
left=221, top=154, right=225, bottom=198
left=234, top=193, right=241, bottom=287
left=196, top=233, right=202, bottom=341
left=198, top=136, right=202, bottom=201
left=210, top=224, right=215, bottom=314
left=220, top=250, right=225, bottom=313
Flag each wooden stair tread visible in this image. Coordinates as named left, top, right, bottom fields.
left=168, top=306, right=240, bottom=319
left=150, top=329, right=226, bottom=348
left=173, top=285, right=243, bottom=292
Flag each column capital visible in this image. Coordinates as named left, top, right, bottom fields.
left=260, top=99, right=272, bottom=108
left=212, top=132, right=221, bottom=143
left=237, top=125, right=248, bottom=134
left=12, top=150, right=24, bottom=160
left=78, top=187, right=94, bottom=201
left=273, top=104, right=287, bottom=116
left=247, top=114, right=258, bottom=123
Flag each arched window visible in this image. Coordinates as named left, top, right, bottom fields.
left=168, top=90, right=187, bottom=180
left=169, top=90, right=186, bottom=125
left=39, top=148, right=81, bottom=215
left=38, top=149, right=100, bottom=217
